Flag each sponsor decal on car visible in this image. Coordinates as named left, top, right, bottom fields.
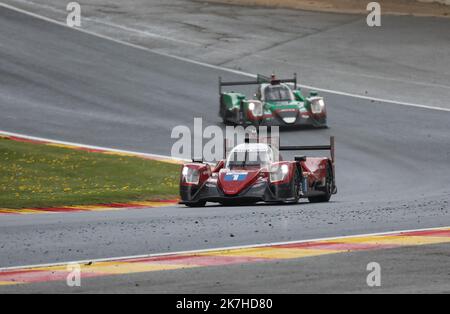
left=224, top=173, right=248, bottom=182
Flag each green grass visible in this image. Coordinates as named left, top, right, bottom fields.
left=0, top=137, right=180, bottom=209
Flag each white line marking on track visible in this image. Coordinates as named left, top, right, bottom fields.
left=0, top=226, right=448, bottom=271
left=0, top=130, right=186, bottom=162
left=2, top=2, right=450, bottom=113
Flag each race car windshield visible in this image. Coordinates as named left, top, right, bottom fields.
left=226, top=148, right=272, bottom=170
left=264, top=85, right=294, bottom=102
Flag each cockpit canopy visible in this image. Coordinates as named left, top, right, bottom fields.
left=263, top=83, right=294, bottom=102
left=226, top=143, right=276, bottom=170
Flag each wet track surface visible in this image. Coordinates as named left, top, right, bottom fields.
left=0, top=6, right=449, bottom=292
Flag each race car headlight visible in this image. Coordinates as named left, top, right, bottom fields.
left=248, top=102, right=263, bottom=117
left=311, top=98, right=325, bottom=114
left=182, top=167, right=200, bottom=185
left=270, top=164, right=289, bottom=183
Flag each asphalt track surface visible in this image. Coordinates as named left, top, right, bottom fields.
left=0, top=7, right=450, bottom=293
left=4, top=0, right=450, bottom=108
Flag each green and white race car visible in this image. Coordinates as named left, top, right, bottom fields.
left=219, top=74, right=327, bottom=128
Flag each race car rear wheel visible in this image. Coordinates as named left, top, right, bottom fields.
left=220, top=101, right=229, bottom=125
left=308, top=164, right=332, bottom=203
left=289, top=169, right=302, bottom=204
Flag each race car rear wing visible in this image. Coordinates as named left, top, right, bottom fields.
left=279, top=137, right=335, bottom=163
left=219, top=74, right=297, bottom=94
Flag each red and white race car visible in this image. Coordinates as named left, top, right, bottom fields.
left=179, top=137, right=337, bottom=207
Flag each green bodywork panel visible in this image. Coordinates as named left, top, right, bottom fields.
left=221, top=92, right=245, bottom=109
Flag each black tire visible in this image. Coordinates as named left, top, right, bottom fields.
left=185, top=201, right=206, bottom=208
left=312, top=123, right=328, bottom=129
left=308, top=163, right=332, bottom=203
left=220, top=103, right=237, bottom=126
left=222, top=116, right=230, bottom=125
left=289, top=169, right=301, bottom=204
left=220, top=101, right=228, bottom=125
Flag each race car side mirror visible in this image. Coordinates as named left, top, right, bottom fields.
left=295, top=156, right=307, bottom=162
left=212, top=160, right=225, bottom=173
left=293, top=90, right=305, bottom=102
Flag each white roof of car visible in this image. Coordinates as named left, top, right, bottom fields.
left=231, top=143, right=271, bottom=152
